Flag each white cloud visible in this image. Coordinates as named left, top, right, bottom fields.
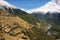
left=27, top=0, right=60, bottom=14
left=0, top=0, right=16, bottom=8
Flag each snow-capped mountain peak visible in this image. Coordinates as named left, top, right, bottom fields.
left=27, top=0, right=60, bottom=14
left=0, top=0, right=16, bottom=8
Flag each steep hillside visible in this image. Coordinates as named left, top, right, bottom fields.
left=0, top=8, right=56, bottom=40
left=0, top=0, right=56, bottom=40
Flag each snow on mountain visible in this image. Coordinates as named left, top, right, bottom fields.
left=0, top=0, right=16, bottom=8
left=27, top=0, right=60, bottom=14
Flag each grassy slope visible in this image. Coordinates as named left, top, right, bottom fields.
left=0, top=8, right=56, bottom=40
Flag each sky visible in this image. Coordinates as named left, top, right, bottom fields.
left=6, top=0, right=51, bottom=10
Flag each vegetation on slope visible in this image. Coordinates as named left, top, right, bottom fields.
left=0, top=8, right=56, bottom=40
left=22, top=26, right=56, bottom=40
left=8, top=8, right=40, bottom=25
